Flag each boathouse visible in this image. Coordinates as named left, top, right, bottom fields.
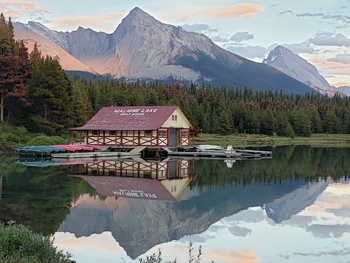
left=69, top=106, right=195, bottom=147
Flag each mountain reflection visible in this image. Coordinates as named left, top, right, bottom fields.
left=1, top=146, right=350, bottom=260
left=59, top=152, right=332, bottom=259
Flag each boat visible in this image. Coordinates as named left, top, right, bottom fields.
left=195, top=145, right=225, bottom=151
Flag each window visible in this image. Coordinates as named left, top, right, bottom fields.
left=92, top=130, right=98, bottom=136
left=158, top=130, right=167, bottom=137
left=181, top=131, right=188, bottom=137
left=145, top=131, right=152, bottom=137
left=109, top=130, right=116, bottom=136
left=172, top=114, right=177, bottom=121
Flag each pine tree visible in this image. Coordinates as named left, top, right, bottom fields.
left=28, top=56, right=73, bottom=135
left=145, top=88, right=159, bottom=106
left=0, top=14, right=29, bottom=123
left=71, top=81, right=88, bottom=127
left=29, top=42, right=42, bottom=67
left=293, top=108, right=312, bottom=137
left=260, top=108, right=274, bottom=135
left=217, top=110, right=233, bottom=135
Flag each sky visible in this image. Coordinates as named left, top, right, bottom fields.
left=1, top=0, right=350, bottom=87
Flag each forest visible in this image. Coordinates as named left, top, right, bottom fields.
left=1, top=13, right=350, bottom=138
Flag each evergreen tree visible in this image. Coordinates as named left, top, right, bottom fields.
left=71, top=80, right=88, bottom=127
left=293, top=108, right=312, bottom=137
left=260, top=108, right=274, bottom=135
left=245, top=109, right=259, bottom=134
left=217, top=110, right=234, bottom=135
left=96, top=80, right=113, bottom=109
left=145, top=88, right=159, bottom=106
left=29, top=42, right=42, bottom=67
left=0, top=14, right=29, bottom=123
left=28, top=56, right=73, bottom=135
left=325, top=109, right=341, bottom=134
left=274, top=111, right=293, bottom=137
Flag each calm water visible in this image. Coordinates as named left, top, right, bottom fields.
left=1, top=146, right=350, bottom=263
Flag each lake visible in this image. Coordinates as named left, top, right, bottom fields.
left=1, top=145, right=350, bottom=263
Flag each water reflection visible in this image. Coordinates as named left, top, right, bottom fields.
left=71, top=159, right=193, bottom=201
left=1, top=146, right=350, bottom=262
left=57, top=154, right=338, bottom=260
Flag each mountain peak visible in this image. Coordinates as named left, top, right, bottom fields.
left=129, top=7, right=146, bottom=15
left=125, top=7, right=155, bottom=22
left=264, top=45, right=333, bottom=92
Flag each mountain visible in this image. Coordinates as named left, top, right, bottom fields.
left=13, top=22, right=96, bottom=74
left=263, top=46, right=345, bottom=96
left=15, top=7, right=316, bottom=94
left=336, top=85, right=350, bottom=96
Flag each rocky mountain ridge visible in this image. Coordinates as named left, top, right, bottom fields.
left=263, top=46, right=349, bottom=96
left=14, top=7, right=316, bottom=95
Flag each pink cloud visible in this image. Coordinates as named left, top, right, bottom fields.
left=209, top=4, right=264, bottom=19
left=205, top=248, right=259, bottom=263
left=0, top=1, right=50, bottom=20
left=158, top=3, right=264, bottom=23
left=50, top=12, right=126, bottom=33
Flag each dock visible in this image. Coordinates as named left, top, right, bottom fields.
left=51, top=146, right=146, bottom=159
left=162, top=147, right=272, bottom=159
left=16, top=144, right=272, bottom=161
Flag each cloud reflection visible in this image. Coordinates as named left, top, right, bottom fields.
left=206, top=249, right=259, bottom=263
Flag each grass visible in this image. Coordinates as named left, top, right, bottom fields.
left=0, top=124, right=70, bottom=151
left=0, top=223, right=73, bottom=263
left=195, top=133, right=350, bottom=148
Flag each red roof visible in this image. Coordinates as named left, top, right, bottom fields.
left=71, top=175, right=176, bottom=201
left=70, top=106, right=179, bottom=131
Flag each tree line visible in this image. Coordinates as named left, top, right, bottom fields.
left=2, top=13, right=350, bottom=137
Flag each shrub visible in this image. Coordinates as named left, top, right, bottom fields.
left=27, top=136, right=66, bottom=146
left=0, top=223, right=72, bottom=263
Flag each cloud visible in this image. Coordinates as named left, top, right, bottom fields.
left=309, top=33, right=350, bottom=47
left=296, top=12, right=350, bottom=24
left=209, top=3, right=264, bottom=19
left=268, top=42, right=315, bottom=54
left=294, top=246, right=350, bottom=257
left=181, top=23, right=218, bottom=34
left=226, top=45, right=267, bottom=58
left=280, top=10, right=294, bottom=15
left=334, top=82, right=350, bottom=87
left=230, top=32, right=254, bottom=42
left=166, top=3, right=264, bottom=24
left=211, top=35, right=230, bottom=43
left=50, top=12, right=125, bottom=33
left=330, top=54, right=350, bottom=64
left=206, top=249, right=259, bottom=263
left=228, top=226, right=252, bottom=237
left=0, top=1, right=50, bottom=21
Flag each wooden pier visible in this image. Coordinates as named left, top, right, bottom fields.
left=162, top=147, right=272, bottom=159
left=51, top=146, right=146, bottom=159
left=31, top=145, right=272, bottom=161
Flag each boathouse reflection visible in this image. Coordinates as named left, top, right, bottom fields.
left=70, top=158, right=195, bottom=201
